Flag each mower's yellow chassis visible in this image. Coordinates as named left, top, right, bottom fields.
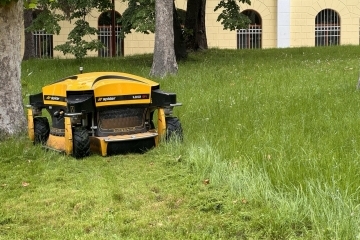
left=28, top=108, right=167, bottom=157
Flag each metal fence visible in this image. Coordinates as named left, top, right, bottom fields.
left=98, top=26, right=123, bottom=57
left=33, top=30, right=53, bottom=58
left=315, top=9, right=340, bottom=46
left=237, top=25, right=262, bottom=49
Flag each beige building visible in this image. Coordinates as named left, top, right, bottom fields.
left=30, top=0, right=360, bottom=58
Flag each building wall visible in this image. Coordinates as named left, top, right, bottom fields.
left=202, top=0, right=277, bottom=49
left=291, top=0, right=359, bottom=47
left=240, top=0, right=277, bottom=48
left=26, top=0, right=360, bottom=59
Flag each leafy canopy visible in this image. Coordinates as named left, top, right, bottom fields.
left=0, top=0, right=13, bottom=7
left=25, top=0, right=112, bottom=59
left=121, top=0, right=252, bottom=38
left=120, top=0, right=155, bottom=37
left=19, top=0, right=252, bottom=58
left=55, top=19, right=105, bottom=59
left=214, top=0, right=252, bottom=30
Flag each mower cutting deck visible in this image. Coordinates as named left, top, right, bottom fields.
left=27, top=71, right=183, bottom=158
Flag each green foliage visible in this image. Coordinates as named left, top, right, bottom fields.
left=214, top=0, right=252, bottom=30
left=24, top=0, right=64, bottom=35
left=53, top=0, right=112, bottom=59
left=26, top=0, right=112, bottom=59
left=119, top=0, right=251, bottom=38
left=120, top=0, right=155, bottom=37
left=0, top=0, right=13, bottom=7
left=54, top=0, right=111, bottom=20
left=24, top=0, right=44, bottom=9
left=25, top=1, right=37, bottom=9
left=26, top=9, right=63, bottom=35
left=54, top=19, right=103, bottom=59
left=177, top=8, right=186, bottom=26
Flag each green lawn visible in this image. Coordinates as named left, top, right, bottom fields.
left=1, top=45, right=360, bottom=239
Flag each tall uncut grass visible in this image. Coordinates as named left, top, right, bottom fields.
left=1, top=45, right=360, bottom=239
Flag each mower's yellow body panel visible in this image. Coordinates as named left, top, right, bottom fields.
left=42, top=72, right=158, bottom=106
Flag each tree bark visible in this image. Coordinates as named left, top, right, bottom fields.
left=173, top=3, right=187, bottom=60
left=150, top=0, right=178, bottom=78
left=0, top=1, right=27, bottom=138
left=185, top=0, right=208, bottom=51
left=23, top=9, right=35, bottom=61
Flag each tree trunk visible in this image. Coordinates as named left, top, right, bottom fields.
left=185, top=0, right=208, bottom=51
left=0, top=1, right=27, bottom=138
left=150, top=0, right=178, bottom=78
left=23, top=9, right=35, bottom=61
left=173, top=3, right=187, bottom=60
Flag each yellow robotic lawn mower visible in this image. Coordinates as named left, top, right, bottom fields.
left=27, top=71, right=183, bottom=158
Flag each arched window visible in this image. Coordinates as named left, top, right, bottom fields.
left=237, top=10, right=262, bottom=49
left=32, top=10, right=53, bottom=58
left=315, top=9, right=340, bottom=46
left=98, top=11, right=123, bottom=57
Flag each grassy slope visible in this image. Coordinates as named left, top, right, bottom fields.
left=1, top=46, right=360, bottom=239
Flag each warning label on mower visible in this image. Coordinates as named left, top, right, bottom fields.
left=96, top=94, right=149, bottom=102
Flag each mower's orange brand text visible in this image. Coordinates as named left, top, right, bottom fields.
left=44, top=95, right=66, bottom=102
left=98, top=97, right=116, bottom=102
left=96, top=94, right=150, bottom=102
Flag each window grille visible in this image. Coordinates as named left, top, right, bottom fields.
left=237, top=25, right=262, bottom=49
left=98, top=26, right=123, bottom=57
left=33, top=30, right=53, bottom=58
left=315, top=9, right=340, bottom=46
left=237, top=10, right=262, bottom=49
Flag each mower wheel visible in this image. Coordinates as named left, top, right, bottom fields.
left=165, top=117, right=183, bottom=141
left=34, top=117, right=50, bottom=145
left=73, top=127, right=90, bottom=159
